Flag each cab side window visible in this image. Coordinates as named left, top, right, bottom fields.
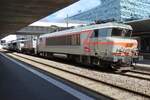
left=99, top=28, right=108, bottom=37
left=94, top=29, right=99, bottom=37
left=92, top=28, right=110, bottom=38
left=91, top=29, right=99, bottom=38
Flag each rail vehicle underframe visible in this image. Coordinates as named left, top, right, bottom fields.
left=70, top=54, right=142, bottom=70
left=37, top=49, right=141, bottom=70
left=97, top=55, right=141, bottom=69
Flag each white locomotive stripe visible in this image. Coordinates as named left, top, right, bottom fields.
left=0, top=53, right=94, bottom=100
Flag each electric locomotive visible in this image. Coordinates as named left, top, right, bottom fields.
left=37, top=22, right=142, bottom=69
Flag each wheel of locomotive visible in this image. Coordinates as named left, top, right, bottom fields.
left=99, top=59, right=112, bottom=70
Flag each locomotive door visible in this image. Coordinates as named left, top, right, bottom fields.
left=92, top=29, right=99, bottom=55
left=98, top=28, right=110, bottom=57
left=93, top=29, right=108, bottom=56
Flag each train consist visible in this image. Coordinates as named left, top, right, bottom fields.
left=6, top=22, right=142, bottom=69
left=6, top=39, right=25, bottom=52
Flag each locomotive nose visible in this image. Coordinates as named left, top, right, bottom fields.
left=111, top=38, right=138, bottom=55
left=122, top=42, right=138, bottom=49
left=113, top=39, right=138, bottom=49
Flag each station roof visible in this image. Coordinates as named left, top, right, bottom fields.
left=0, top=0, right=78, bottom=38
left=126, top=19, right=150, bottom=33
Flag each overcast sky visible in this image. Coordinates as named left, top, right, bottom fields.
left=41, top=0, right=101, bottom=22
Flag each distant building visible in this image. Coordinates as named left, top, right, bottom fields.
left=69, top=0, right=150, bottom=22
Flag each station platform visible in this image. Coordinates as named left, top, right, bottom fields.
left=137, top=59, right=150, bottom=66
left=134, top=59, right=150, bottom=72
left=141, top=53, right=150, bottom=59
left=0, top=52, right=95, bottom=100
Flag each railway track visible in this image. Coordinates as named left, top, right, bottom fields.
left=4, top=52, right=150, bottom=100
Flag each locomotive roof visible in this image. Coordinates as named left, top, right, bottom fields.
left=40, top=22, right=132, bottom=38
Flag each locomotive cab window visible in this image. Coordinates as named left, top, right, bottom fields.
left=125, top=30, right=132, bottom=37
left=111, top=28, right=123, bottom=36
left=111, top=28, right=132, bottom=37
left=92, top=28, right=111, bottom=38
left=99, top=28, right=111, bottom=37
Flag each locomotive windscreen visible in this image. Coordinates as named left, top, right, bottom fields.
left=111, top=28, right=132, bottom=37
